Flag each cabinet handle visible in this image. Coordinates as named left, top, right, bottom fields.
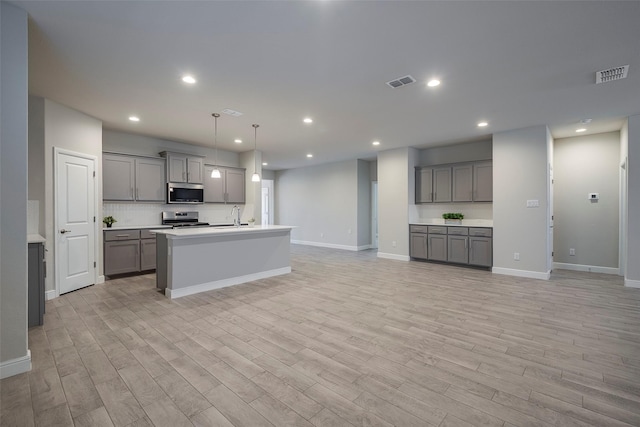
left=183, top=172, right=186, bottom=181
left=116, top=234, right=129, bottom=238
left=187, top=171, right=190, bottom=182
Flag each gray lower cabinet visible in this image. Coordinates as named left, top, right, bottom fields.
left=410, top=224, right=492, bottom=267
left=104, top=229, right=159, bottom=276
left=28, top=242, right=45, bottom=327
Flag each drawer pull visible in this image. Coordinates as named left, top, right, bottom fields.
left=116, top=234, right=130, bottom=238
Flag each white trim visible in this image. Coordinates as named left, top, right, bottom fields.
left=0, top=350, right=31, bottom=379
left=492, top=267, right=550, bottom=280
left=53, top=148, right=99, bottom=297
left=166, top=267, right=291, bottom=299
left=625, top=278, right=640, bottom=288
left=97, top=275, right=105, bottom=284
left=291, top=240, right=369, bottom=252
left=377, top=252, right=410, bottom=262
left=45, top=289, right=58, bottom=300
left=554, top=262, right=620, bottom=276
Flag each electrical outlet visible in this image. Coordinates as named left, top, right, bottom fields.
left=348, top=228, right=352, bottom=235
left=392, top=240, right=397, bottom=248
left=569, top=248, right=575, bottom=256
left=514, top=252, right=520, bottom=261
left=526, top=200, right=539, bottom=208
left=320, top=232, right=324, bottom=238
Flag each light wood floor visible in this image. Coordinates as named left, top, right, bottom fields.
left=3, top=245, right=640, bottom=427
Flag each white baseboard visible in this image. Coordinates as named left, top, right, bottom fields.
left=377, top=252, right=410, bottom=262
left=0, top=350, right=31, bottom=379
left=45, top=290, right=58, bottom=300
left=492, top=267, right=550, bottom=280
left=554, top=262, right=620, bottom=275
left=166, top=267, right=291, bottom=299
left=625, top=278, right=640, bottom=288
left=97, top=275, right=105, bottom=284
left=291, top=240, right=371, bottom=252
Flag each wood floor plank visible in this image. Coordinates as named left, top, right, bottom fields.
left=2, top=247, right=639, bottom=427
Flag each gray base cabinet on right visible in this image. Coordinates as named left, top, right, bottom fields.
left=410, top=224, right=492, bottom=268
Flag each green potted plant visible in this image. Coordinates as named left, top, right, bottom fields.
left=442, top=212, right=464, bottom=224
left=103, top=216, right=117, bottom=228
left=248, top=217, right=256, bottom=227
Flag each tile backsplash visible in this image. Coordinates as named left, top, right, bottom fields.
left=103, top=203, right=254, bottom=226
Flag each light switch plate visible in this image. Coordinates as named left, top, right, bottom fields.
left=526, top=200, right=539, bottom=208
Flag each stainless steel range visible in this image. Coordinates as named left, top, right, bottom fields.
left=161, top=211, right=209, bottom=228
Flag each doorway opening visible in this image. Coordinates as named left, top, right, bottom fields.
left=261, top=179, right=274, bottom=225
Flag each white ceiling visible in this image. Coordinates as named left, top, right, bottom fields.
left=15, top=1, right=640, bottom=170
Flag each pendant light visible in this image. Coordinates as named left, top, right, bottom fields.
left=210, top=113, right=221, bottom=179
left=251, top=124, right=261, bottom=182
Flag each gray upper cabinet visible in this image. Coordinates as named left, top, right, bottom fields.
left=416, top=160, right=492, bottom=204
left=452, top=164, right=473, bottom=202
left=415, top=168, right=433, bottom=203
left=204, top=165, right=246, bottom=204
left=104, top=153, right=164, bottom=202
left=103, top=154, right=135, bottom=201
left=473, top=161, right=493, bottom=202
left=433, top=167, right=452, bottom=202
left=161, top=151, right=205, bottom=184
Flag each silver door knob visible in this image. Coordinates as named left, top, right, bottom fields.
left=60, top=229, right=71, bottom=234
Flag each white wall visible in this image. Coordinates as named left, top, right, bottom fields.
left=103, top=129, right=241, bottom=167
left=553, top=132, right=620, bottom=271
left=493, top=125, right=551, bottom=279
left=28, top=96, right=46, bottom=235
left=626, top=114, right=640, bottom=287
left=1, top=2, right=30, bottom=377
left=43, top=99, right=103, bottom=292
left=276, top=160, right=362, bottom=250
left=240, top=150, right=262, bottom=223
left=377, top=147, right=417, bottom=260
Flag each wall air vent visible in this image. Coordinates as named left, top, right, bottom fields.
left=595, top=65, right=629, bottom=84
left=386, top=75, right=416, bottom=89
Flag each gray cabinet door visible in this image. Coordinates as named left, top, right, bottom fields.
left=469, top=236, right=492, bottom=266
left=187, top=157, right=204, bottom=183
left=447, top=235, right=469, bottom=264
left=28, top=242, right=45, bottom=327
left=140, top=238, right=156, bottom=270
left=433, top=167, right=452, bottom=202
left=103, top=154, right=135, bottom=201
left=167, top=154, right=188, bottom=182
left=415, top=168, right=433, bottom=203
left=452, top=164, right=473, bottom=202
left=428, top=234, right=448, bottom=261
left=473, top=161, right=493, bottom=202
left=135, top=158, right=165, bottom=201
left=104, top=240, right=140, bottom=275
left=204, top=165, right=226, bottom=202
left=410, top=233, right=427, bottom=259
left=225, top=168, right=245, bottom=204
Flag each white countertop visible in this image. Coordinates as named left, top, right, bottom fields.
left=153, top=225, right=296, bottom=240
left=411, top=219, right=493, bottom=227
left=105, top=225, right=172, bottom=231
left=28, top=234, right=46, bottom=243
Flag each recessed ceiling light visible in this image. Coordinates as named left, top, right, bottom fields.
left=234, top=139, right=242, bottom=144
left=427, top=79, right=440, bottom=87
left=181, top=75, right=196, bottom=84
left=576, top=128, right=587, bottom=133
left=306, top=154, right=313, bottom=158
left=303, top=117, right=313, bottom=124
left=129, top=116, right=140, bottom=122
left=372, top=141, right=380, bottom=146
left=262, top=162, right=268, bottom=166
left=477, top=121, right=488, bottom=127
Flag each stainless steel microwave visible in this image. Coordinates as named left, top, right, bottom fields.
left=167, top=182, right=204, bottom=204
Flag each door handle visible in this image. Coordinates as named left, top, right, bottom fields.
left=60, top=229, right=71, bottom=234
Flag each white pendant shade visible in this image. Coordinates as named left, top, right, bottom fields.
left=211, top=167, right=221, bottom=179
left=251, top=172, right=260, bottom=182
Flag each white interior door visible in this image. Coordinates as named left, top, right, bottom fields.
left=261, top=179, right=274, bottom=225
left=56, top=150, right=96, bottom=294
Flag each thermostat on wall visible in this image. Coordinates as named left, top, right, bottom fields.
left=588, top=193, right=599, bottom=201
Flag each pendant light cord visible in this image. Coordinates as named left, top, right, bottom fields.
left=212, top=113, right=220, bottom=166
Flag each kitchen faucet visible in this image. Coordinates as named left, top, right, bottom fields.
left=231, top=205, right=241, bottom=227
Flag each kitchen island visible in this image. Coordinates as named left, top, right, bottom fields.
left=153, top=225, right=294, bottom=299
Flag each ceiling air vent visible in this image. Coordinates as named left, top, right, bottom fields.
left=386, top=75, right=416, bottom=89
left=222, top=108, right=243, bottom=117
left=595, top=65, right=629, bottom=84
